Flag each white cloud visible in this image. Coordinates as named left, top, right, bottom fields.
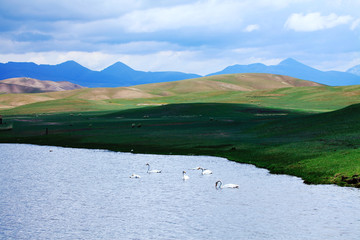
left=0, top=48, right=283, bottom=75
left=344, top=57, right=360, bottom=70
left=232, top=47, right=260, bottom=54
left=244, top=24, right=260, bottom=32
left=245, top=57, right=283, bottom=66
left=0, top=38, right=29, bottom=53
left=303, top=51, right=360, bottom=71
left=119, top=0, right=244, bottom=33
left=0, top=51, right=121, bottom=71
left=0, top=0, right=144, bottom=21
left=0, top=50, right=206, bottom=73
left=101, top=41, right=182, bottom=54
left=0, top=47, right=357, bottom=76
left=0, top=0, right=359, bottom=77
left=351, top=18, right=360, bottom=31
left=253, top=0, right=308, bottom=9
left=285, top=12, right=353, bottom=31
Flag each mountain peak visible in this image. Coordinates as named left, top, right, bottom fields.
left=58, top=60, right=83, bottom=67
left=5, top=61, right=38, bottom=67
left=62, top=60, right=77, bottom=64
left=103, top=61, right=134, bottom=71
left=279, top=58, right=302, bottom=65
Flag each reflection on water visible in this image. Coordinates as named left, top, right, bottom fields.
left=0, top=144, right=359, bottom=240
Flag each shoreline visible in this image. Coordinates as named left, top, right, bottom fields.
left=1, top=142, right=358, bottom=189
left=1, top=103, right=359, bottom=189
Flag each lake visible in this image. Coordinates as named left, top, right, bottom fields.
left=0, top=144, right=359, bottom=239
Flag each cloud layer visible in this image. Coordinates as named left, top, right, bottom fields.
left=0, top=0, right=359, bottom=74
left=285, top=12, right=353, bottom=32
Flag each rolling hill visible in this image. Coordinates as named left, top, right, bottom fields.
left=0, top=77, right=84, bottom=94
left=2, top=73, right=355, bottom=114
left=1, top=72, right=360, bottom=188
left=134, top=73, right=323, bottom=96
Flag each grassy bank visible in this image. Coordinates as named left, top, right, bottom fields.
left=1, top=102, right=359, bottom=188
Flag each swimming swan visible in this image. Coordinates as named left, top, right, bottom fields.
left=130, top=173, right=141, bottom=178
left=146, top=163, right=162, bottom=173
left=182, top=171, right=190, bottom=180
left=215, top=180, right=239, bottom=189
left=198, top=167, right=212, bottom=175
left=189, top=166, right=201, bottom=170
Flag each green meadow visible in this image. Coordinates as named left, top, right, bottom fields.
left=1, top=74, right=360, bottom=187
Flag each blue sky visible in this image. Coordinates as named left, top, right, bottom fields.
left=0, top=0, right=359, bottom=75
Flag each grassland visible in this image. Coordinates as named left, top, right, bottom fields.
left=0, top=73, right=324, bottom=114
left=1, top=73, right=360, bottom=187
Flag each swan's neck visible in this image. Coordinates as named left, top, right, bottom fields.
left=147, top=165, right=150, bottom=172
left=218, top=181, right=223, bottom=189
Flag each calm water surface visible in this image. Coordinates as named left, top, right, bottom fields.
left=0, top=144, right=359, bottom=239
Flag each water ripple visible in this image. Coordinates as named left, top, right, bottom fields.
left=0, top=143, right=359, bottom=240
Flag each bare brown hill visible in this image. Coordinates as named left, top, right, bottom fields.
left=0, top=77, right=84, bottom=94
left=134, top=73, right=324, bottom=96
left=0, top=73, right=325, bottom=111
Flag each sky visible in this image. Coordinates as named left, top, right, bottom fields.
left=0, top=0, right=359, bottom=75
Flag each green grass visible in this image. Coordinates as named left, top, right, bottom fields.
left=2, top=84, right=360, bottom=115
left=1, top=76, right=360, bottom=188
left=1, top=102, right=360, bottom=187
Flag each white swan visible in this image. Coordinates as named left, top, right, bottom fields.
left=198, top=167, right=212, bottom=175
left=146, top=163, right=162, bottom=173
left=189, top=166, right=201, bottom=170
left=215, top=180, right=239, bottom=189
left=182, top=171, right=190, bottom=180
left=130, top=173, right=141, bottom=178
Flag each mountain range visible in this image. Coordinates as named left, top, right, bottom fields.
left=0, top=58, right=359, bottom=88
left=0, top=61, right=201, bottom=88
left=208, top=58, right=360, bottom=86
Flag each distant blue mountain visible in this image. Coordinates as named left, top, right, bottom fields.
left=101, top=62, right=200, bottom=85
left=208, top=58, right=360, bottom=86
left=0, top=61, right=201, bottom=88
left=1, top=58, right=360, bottom=87
left=347, top=65, right=360, bottom=76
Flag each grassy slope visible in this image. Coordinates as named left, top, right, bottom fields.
left=1, top=102, right=360, bottom=187
left=1, top=74, right=360, bottom=187
left=134, top=73, right=323, bottom=94
left=0, top=73, right=324, bottom=114
left=1, top=85, right=360, bottom=115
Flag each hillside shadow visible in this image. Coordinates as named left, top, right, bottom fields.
left=104, top=102, right=308, bottom=119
